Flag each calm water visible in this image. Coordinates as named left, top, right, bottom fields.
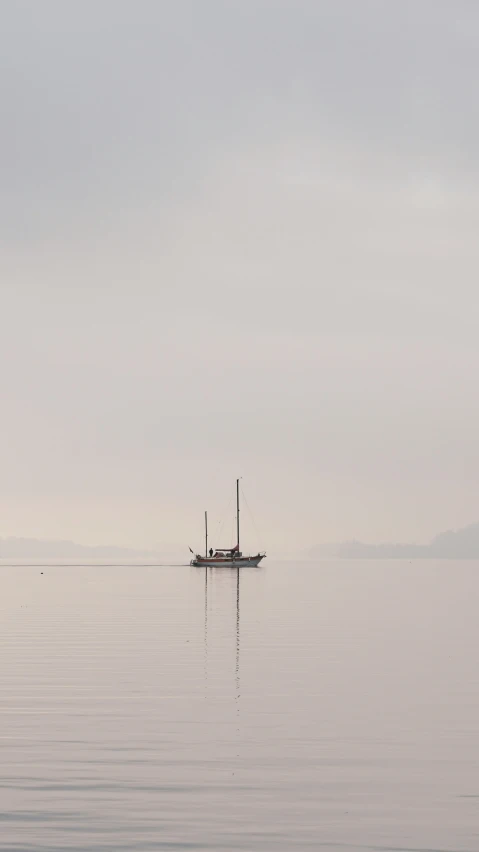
left=1, top=560, right=479, bottom=851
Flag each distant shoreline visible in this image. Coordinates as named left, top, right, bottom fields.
left=309, top=522, right=479, bottom=560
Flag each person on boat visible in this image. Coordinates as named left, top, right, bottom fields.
left=209, top=548, right=213, bottom=557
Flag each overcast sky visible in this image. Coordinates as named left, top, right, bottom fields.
left=2, top=0, right=479, bottom=552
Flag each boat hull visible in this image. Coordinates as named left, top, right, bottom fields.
left=191, top=555, right=265, bottom=568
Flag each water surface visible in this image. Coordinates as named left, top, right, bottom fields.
left=1, top=560, right=478, bottom=851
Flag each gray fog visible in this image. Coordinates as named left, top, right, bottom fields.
left=2, top=0, right=478, bottom=553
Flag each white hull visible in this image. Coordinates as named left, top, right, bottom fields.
left=191, top=555, right=264, bottom=568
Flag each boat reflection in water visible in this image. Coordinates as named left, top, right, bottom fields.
left=203, top=564, right=243, bottom=705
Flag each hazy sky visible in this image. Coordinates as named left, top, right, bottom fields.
left=2, top=0, right=479, bottom=552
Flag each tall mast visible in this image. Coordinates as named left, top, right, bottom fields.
left=205, top=511, right=208, bottom=557
left=236, top=479, right=240, bottom=552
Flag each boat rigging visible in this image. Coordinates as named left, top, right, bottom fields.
left=190, top=479, right=265, bottom=567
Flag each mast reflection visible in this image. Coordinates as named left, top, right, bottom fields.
left=203, top=565, right=242, bottom=704
left=204, top=566, right=208, bottom=690
left=236, top=566, right=240, bottom=703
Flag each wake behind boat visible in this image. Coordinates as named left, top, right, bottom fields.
left=190, top=479, right=266, bottom=568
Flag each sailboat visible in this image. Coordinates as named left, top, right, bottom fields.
left=190, top=479, right=266, bottom=567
